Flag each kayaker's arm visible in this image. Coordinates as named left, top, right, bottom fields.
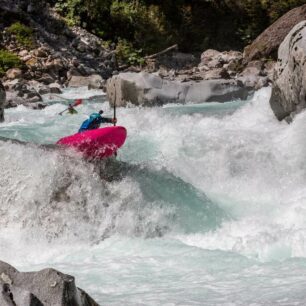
left=101, top=117, right=117, bottom=124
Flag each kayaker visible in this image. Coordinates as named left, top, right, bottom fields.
left=78, top=110, right=116, bottom=133
left=67, top=103, right=78, bottom=114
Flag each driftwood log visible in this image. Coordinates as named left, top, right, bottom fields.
left=144, top=44, right=178, bottom=59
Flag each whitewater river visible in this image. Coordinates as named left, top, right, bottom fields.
left=1, top=87, right=306, bottom=305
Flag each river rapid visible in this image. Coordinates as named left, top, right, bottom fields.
left=1, top=87, right=306, bottom=305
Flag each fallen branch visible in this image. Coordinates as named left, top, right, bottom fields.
left=145, top=44, right=178, bottom=60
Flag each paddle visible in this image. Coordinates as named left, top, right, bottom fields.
left=58, top=99, right=83, bottom=116
left=113, top=99, right=116, bottom=126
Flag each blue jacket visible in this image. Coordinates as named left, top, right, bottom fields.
left=78, top=113, right=112, bottom=133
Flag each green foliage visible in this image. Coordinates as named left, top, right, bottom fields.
left=115, top=39, right=144, bottom=66
left=47, top=0, right=306, bottom=55
left=54, top=0, right=82, bottom=26
left=0, top=50, right=22, bottom=76
left=6, top=22, right=35, bottom=49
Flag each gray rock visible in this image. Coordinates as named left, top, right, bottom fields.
left=269, top=21, right=306, bottom=121
left=202, top=68, right=230, bottom=80
left=38, top=85, right=51, bottom=95
left=200, top=49, right=221, bottom=65
left=0, top=81, right=5, bottom=121
left=68, top=74, right=104, bottom=89
left=5, top=91, right=26, bottom=108
left=0, top=261, right=99, bottom=306
left=5, top=68, right=23, bottom=80
left=38, top=74, right=55, bottom=85
left=49, top=83, right=62, bottom=94
left=0, top=281, right=42, bottom=306
left=106, top=72, right=249, bottom=107
left=185, top=79, right=249, bottom=103
left=26, top=95, right=42, bottom=103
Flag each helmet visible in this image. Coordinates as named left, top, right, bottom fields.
left=99, top=110, right=104, bottom=114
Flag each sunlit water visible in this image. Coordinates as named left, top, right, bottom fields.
left=1, top=86, right=306, bottom=305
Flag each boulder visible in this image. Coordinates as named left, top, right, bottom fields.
left=202, top=68, right=230, bottom=80
left=244, top=4, right=306, bottom=62
left=0, top=81, right=5, bottom=121
left=185, top=79, right=249, bottom=103
left=269, top=21, right=306, bottom=121
left=5, top=68, right=23, bottom=80
left=0, top=261, right=99, bottom=306
left=68, top=74, right=104, bottom=89
left=237, top=61, right=269, bottom=90
left=5, top=91, right=26, bottom=108
left=106, top=72, right=249, bottom=107
left=200, top=49, right=221, bottom=65
left=49, top=83, right=62, bottom=94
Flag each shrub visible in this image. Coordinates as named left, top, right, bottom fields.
left=0, top=50, right=22, bottom=76
left=6, top=22, right=35, bottom=49
left=115, top=39, right=144, bottom=66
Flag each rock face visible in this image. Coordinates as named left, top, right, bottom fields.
left=106, top=72, right=249, bottom=107
left=244, top=4, right=306, bottom=62
left=0, top=81, right=6, bottom=122
left=269, top=21, right=306, bottom=121
left=0, top=261, right=99, bottom=306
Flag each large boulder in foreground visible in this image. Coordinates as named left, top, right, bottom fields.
left=106, top=72, right=249, bottom=107
left=269, top=21, right=306, bottom=121
left=0, top=81, right=5, bottom=122
left=244, top=4, right=306, bottom=62
left=0, top=261, right=99, bottom=306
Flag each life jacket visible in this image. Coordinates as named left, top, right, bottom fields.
left=79, top=113, right=102, bottom=132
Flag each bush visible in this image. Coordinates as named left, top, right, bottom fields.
left=0, top=50, right=22, bottom=76
left=115, top=39, right=144, bottom=66
left=6, top=22, right=35, bottom=49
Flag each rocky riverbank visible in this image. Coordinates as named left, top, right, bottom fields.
left=0, top=0, right=116, bottom=109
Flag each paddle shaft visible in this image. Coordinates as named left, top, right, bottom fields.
left=114, top=103, right=116, bottom=126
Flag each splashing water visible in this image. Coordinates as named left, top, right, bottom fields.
left=1, top=87, right=306, bottom=305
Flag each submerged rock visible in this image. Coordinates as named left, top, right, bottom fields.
left=0, top=261, right=99, bottom=306
left=106, top=72, right=249, bottom=107
left=269, top=21, right=306, bottom=121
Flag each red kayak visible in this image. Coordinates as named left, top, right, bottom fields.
left=56, top=126, right=127, bottom=159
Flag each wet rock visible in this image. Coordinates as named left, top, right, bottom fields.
left=5, top=91, right=26, bottom=108
left=185, top=79, right=249, bottom=103
left=0, top=261, right=99, bottom=306
left=49, top=83, right=62, bottom=94
left=24, top=102, right=48, bottom=109
left=38, top=85, right=51, bottom=95
left=269, top=21, right=306, bottom=121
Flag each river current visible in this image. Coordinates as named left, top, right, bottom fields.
left=1, top=87, right=306, bottom=305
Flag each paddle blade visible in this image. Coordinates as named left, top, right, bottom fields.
left=73, top=99, right=83, bottom=106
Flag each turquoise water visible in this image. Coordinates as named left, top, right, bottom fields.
left=1, top=87, right=306, bottom=305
